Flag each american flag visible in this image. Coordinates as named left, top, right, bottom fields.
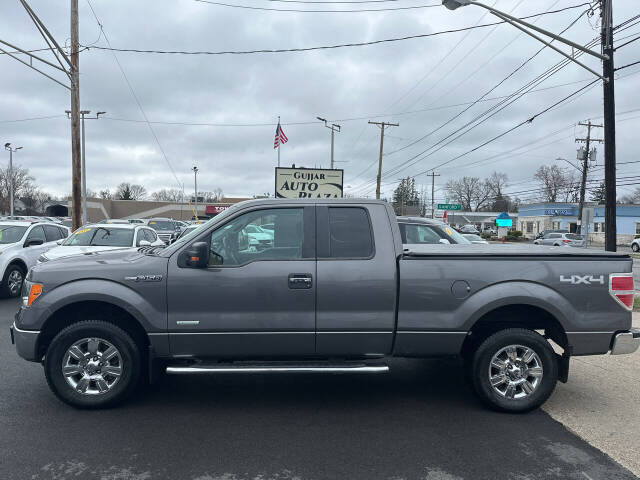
left=274, top=122, right=288, bottom=149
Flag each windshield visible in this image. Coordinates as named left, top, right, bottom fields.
left=445, top=226, right=471, bottom=244
left=0, top=225, right=28, bottom=244
left=63, top=227, right=134, bottom=247
left=148, top=220, right=175, bottom=231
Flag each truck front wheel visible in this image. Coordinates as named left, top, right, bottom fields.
left=470, top=328, right=558, bottom=413
left=44, top=321, right=142, bottom=409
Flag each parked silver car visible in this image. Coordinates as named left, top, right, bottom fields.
left=534, top=232, right=586, bottom=247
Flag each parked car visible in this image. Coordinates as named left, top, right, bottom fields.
left=463, top=233, right=489, bottom=244
left=37, top=224, right=165, bottom=263
left=397, top=216, right=471, bottom=245
left=173, top=224, right=203, bottom=242
left=127, top=218, right=148, bottom=225
left=0, top=221, right=69, bottom=297
left=533, top=232, right=586, bottom=247
left=535, top=229, right=568, bottom=240
left=631, top=237, right=640, bottom=252
left=12, top=199, right=639, bottom=412
left=483, top=228, right=497, bottom=236
left=244, top=223, right=274, bottom=250
left=147, top=218, right=181, bottom=244
left=460, top=224, right=480, bottom=234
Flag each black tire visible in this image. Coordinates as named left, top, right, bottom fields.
left=470, top=328, right=558, bottom=413
left=633, top=243, right=639, bottom=252
left=44, top=320, right=142, bottom=409
left=2, top=263, right=25, bottom=298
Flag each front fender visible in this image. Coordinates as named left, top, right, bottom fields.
left=20, top=279, right=165, bottom=333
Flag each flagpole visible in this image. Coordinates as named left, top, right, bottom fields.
left=277, top=116, right=281, bottom=167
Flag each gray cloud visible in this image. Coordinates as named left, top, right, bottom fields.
left=1, top=0, right=639, bottom=202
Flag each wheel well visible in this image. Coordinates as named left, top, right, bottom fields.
left=461, top=304, right=568, bottom=358
left=37, top=301, right=150, bottom=359
left=6, top=259, right=27, bottom=275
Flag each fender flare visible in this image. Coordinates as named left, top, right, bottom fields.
left=458, top=281, right=573, bottom=332
left=35, top=279, right=164, bottom=333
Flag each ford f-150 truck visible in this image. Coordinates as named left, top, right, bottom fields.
left=10, top=199, right=640, bottom=411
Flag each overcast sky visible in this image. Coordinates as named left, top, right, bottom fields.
left=1, top=0, right=639, bottom=203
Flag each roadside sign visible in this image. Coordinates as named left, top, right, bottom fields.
left=275, top=167, right=343, bottom=199
left=437, top=203, right=462, bottom=211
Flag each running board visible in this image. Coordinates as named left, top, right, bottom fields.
left=166, top=363, right=389, bottom=374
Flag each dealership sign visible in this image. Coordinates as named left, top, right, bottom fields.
left=205, top=205, right=230, bottom=215
left=544, top=209, right=574, bottom=216
left=275, top=167, right=343, bottom=199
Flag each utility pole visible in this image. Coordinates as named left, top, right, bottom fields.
left=601, top=0, right=617, bottom=251
left=368, top=121, right=399, bottom=200
left=426, top=172, right=440, bottom=219
left=575, top=120, right=603, bottom=234
left=4, top=143, right=23, bottom=217
left=192, top=166, right=199, bottom=219
left=70, top=0, right=82, bottom=230
left=317, top=117, right=341, bottom=169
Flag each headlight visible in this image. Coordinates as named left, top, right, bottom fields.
left=37, top=254, right=49, bottom=263
left=22, top=281, right=43, bottom=308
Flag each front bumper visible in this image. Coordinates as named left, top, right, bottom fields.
left=611, top=328, right=640, bottom=355
left=10, top=317, right=41, bottom=362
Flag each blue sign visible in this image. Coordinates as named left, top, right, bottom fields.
left=545, top=209, right=573, bottom=216
left=496, top=213, right=512, bottom=227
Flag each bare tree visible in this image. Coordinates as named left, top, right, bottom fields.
left=446, top=176, right=491, bottom=211
left=116, top=183, right=147, bottom=200
left=0, top=164, right=35, bottom=214
left=534, top=165, right=569, bottom=203
left=99, top=189, right=113, bottom=200
left=152, top=188, right=183, bottom=202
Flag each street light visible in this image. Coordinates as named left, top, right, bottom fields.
left=441, top=0, right=617, bottom=251
left=192, top=166, right=199, bottom=221
left=4, top=143, right=23, bottom=217
left=317, top=116, right=341, bottom=169
left=66, top=109, right=106, bottom=224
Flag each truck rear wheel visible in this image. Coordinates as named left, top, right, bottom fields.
left=470, top=328, right=557, bottom=413
left=44, top=321, right=141, bottom=409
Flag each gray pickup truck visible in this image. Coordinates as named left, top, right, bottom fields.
left=10, top=199, right=640, bottom=411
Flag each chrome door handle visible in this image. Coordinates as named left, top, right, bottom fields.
left=288, top=274, right=312, bottom=289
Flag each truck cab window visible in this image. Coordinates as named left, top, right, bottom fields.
left=328, top=207, right=373, bottom=258
left=209, top=208, right=304, bottom=266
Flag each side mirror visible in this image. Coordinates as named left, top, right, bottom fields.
left=185, top=241, right=209, bottom=268
left=139, top=240, right=151, bottom=247
left=439, top=238, right=451, bottom=245
left=25, top=238, right=44, bottom=247
left=56, top=239, right=64, bottom=245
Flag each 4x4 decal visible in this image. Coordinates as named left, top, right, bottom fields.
left=560, top=275, right=605, bottom=285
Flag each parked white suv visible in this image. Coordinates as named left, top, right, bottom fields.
left=0, top=221, right=70, bottom=297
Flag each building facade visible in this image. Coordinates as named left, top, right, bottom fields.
left=517, top=202, right=640, bottom=245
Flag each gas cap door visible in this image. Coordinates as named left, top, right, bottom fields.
left=451, top=280, right=471, bottom=299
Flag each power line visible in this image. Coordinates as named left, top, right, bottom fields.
left=84, top=0, right=183, bottom=190
left=80, top=4, right=590, bottom=56
left=193, top=0, right=439, bottom=12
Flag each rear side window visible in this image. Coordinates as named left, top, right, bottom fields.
left=400, top=224, right=443, bottom=244
left=44, top=225, right=63, bottom=242
left=566, top=234, right=583, bottom=240
left=58, top=226, right=69, bottom=238
left=328, top=207, right=373, bottom=258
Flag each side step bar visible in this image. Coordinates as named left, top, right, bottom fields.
left=166, top=363, right=389, bottom=374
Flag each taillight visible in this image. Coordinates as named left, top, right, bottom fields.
left=609, top=273, right=634, bottom=310
left=563, top=239, right=570, bottom=243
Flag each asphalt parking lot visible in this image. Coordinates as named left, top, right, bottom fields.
left=1, top=297, right=637, bottom=480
